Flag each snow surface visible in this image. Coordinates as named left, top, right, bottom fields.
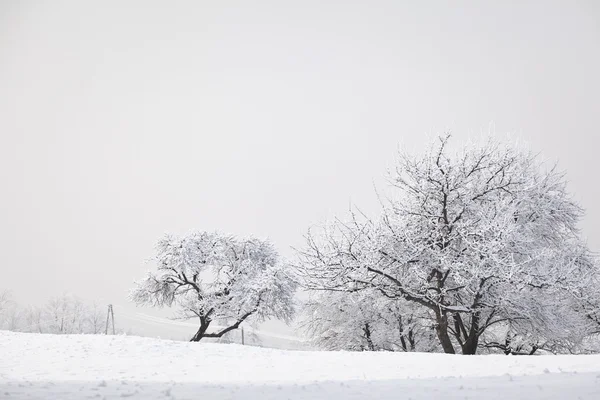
left=1, top=330, right=600, bottom=399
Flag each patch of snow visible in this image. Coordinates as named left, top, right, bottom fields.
left=1, top=330, right=599, bottom=399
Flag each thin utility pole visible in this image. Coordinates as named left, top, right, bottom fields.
left=105, top=304, right=115, bottom=335
left=111, top=305, right=115, bottom=335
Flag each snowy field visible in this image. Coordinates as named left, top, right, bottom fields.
left=1, top=331, right=600, bottom=400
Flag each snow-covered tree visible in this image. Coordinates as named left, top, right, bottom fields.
left=45, top=294, right=91, bottom=334
left=0, top=290, right=24, bottom=331
left=303, top=289, right=437, bottom=352
left=22, top=305, right=44, bottom=333
left=130, top=231, right=296, bottom=342
left=298, top=135, right=598, bottom=354
left=0, top=289, right=13, bottom=326
left=481, top=288, right=599, bottom=354
left=87, top=302, right=106, bottom=334
left=1, top=293, right=114, bottom=335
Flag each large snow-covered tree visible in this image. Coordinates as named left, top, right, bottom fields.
left=298, top=135, right=598, bottom=354
left=130, top=231, right=296, bottom=342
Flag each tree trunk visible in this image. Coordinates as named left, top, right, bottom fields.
left=461, top=335, right=479, bottom=355
left=434, top=311, right=456, bottom=354
left=190, top=318, right=210, bottom=342
left=363, top=323, right=375, bottom=351
left=399, top=335, right=408, bottom=352
left=460, top=312, right=480, bottom=355
left=398, top=316, right=408, bottom=352
left=408, top=328, right=416, bottom=351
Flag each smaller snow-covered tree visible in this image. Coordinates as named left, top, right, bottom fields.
left=44, top=294, right=90, bottom=334
left=481, top=288, right=598, bottom=354
left=87, top=302, right=105, bottom=334
left=303, top=289, right=436, bottom=352
left=130, top=232, right=296, bottom=342
left=1, top=294, right=120, bottom=335
left=22, top=305, right=44, bottom=333
left=0, top=289, right=12, bottom=313
left=0, top=289, right=13, bottom=327
left=4, top=307, right=22, bottom=331
left=303, top=290, right=381, bottom=351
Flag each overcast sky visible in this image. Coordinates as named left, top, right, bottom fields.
left=1, top=1, right=599, bottom=335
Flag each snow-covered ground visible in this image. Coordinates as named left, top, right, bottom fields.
left=1, top=330, right=600, bottom=399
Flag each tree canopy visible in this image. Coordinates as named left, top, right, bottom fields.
left=131, top=231, right=296, bottom=342
left=297, top=135, right=599, bottom=354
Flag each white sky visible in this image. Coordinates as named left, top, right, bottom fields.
left=1, top=1, right=599, bottom=336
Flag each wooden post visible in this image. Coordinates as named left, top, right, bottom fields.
left=241, top=326, right=244, bottom=345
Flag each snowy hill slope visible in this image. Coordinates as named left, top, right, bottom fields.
left=1, top=330, right=600, bottom=399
